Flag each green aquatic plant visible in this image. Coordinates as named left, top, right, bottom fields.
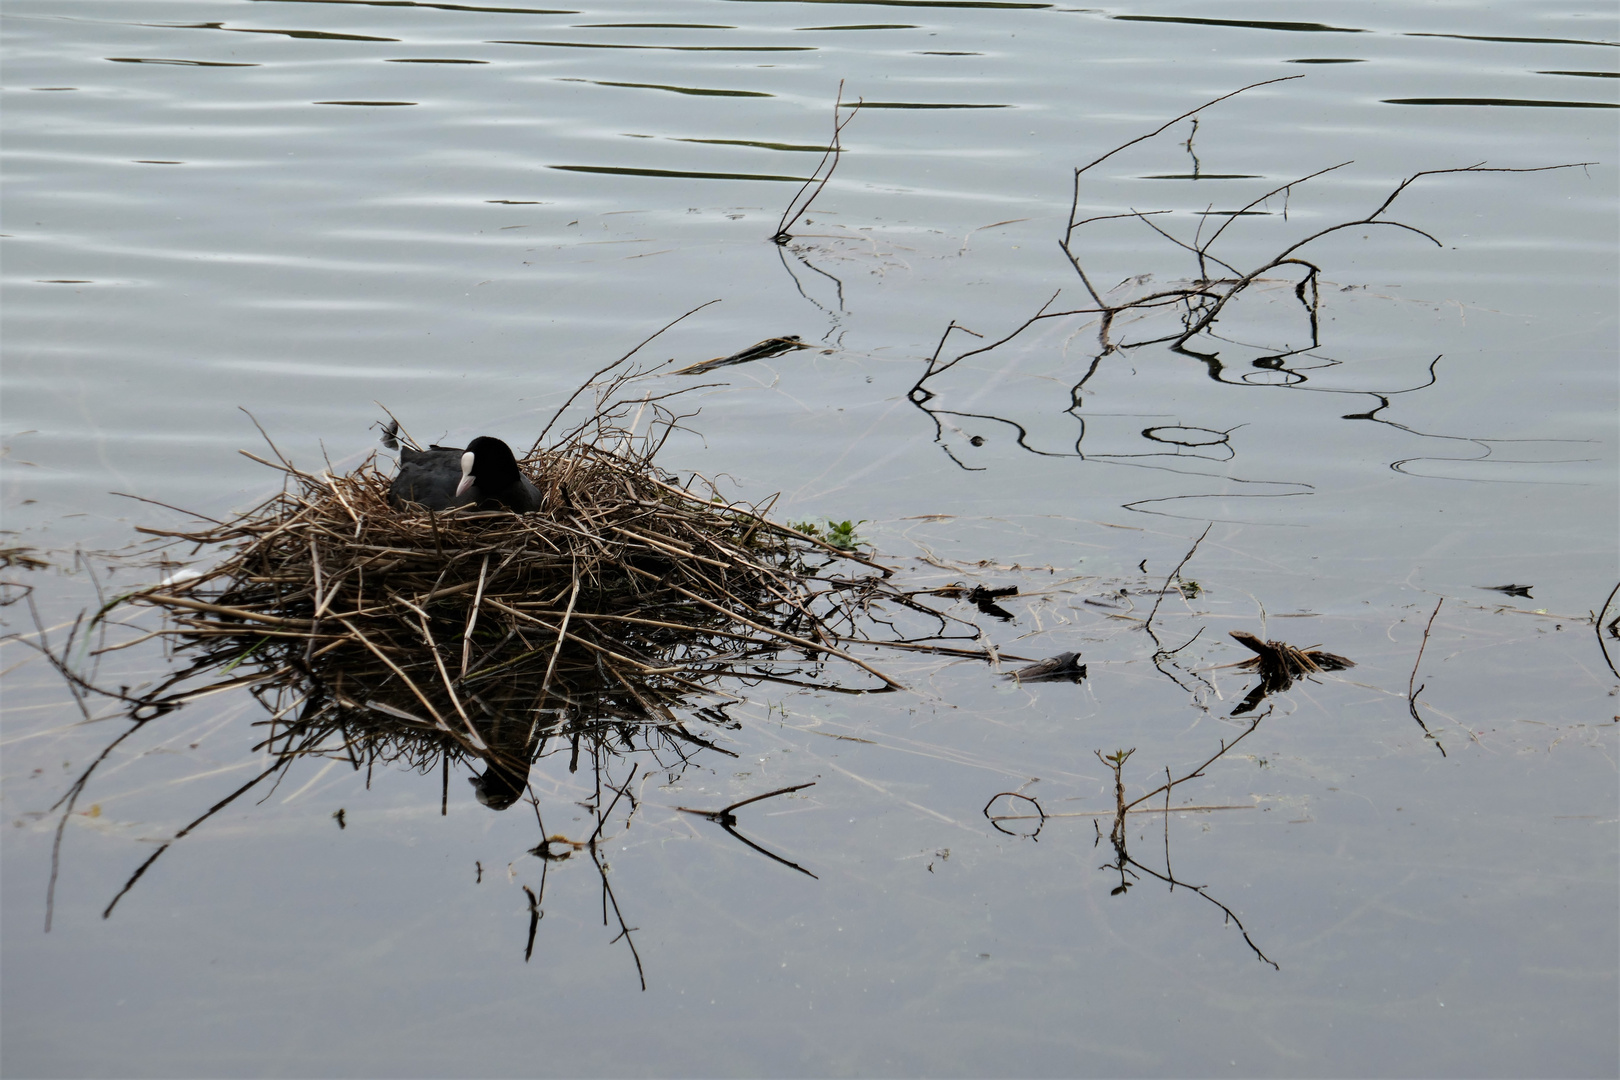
left=791, top=519, right=864, bottom=550
left=824, top=520, right=862, bottom=549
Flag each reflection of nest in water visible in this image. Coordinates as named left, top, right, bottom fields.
left=127, top=406, right=951, bottom=810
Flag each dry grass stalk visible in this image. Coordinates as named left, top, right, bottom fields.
left=1, top=545, right=50, bottom=571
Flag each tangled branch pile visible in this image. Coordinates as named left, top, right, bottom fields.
left=116, top=388, right=968, bottom=805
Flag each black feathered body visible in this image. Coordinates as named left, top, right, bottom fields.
left=388, top=436, right=542, bottom=512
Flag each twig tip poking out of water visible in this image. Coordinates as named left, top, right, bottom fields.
left=676, top=782, right=820, bottom=878
left=904, top=78, right=1594, bottom=471
left=771, top=81, right=859, bottom=247
left=1402, top=600, right=1448, bottom=756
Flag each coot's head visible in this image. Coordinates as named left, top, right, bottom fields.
left=453, top=436, right=521, bottom=500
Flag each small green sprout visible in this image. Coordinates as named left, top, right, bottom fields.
left=789, top=519, right=866, bottom=550
left=823, top=520, right=862, bottom=549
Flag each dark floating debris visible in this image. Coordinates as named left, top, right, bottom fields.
left=1479, top=583, right=1533, bottom=598
left=673, top=334, right=811, bottom=375
left=1005, top=651, right=1086, bottom=683
left=1228, top=629, right=1354, bottom=714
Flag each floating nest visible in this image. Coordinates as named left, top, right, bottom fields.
left=114, top=388, right=972, bottom=808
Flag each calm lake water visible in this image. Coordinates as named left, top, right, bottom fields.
left=3, top=1, right=1617, bottom=1076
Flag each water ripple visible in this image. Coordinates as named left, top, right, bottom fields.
left=1384, top=97, right=1618, bottom=108
left=493, top=39, right=814, bottom=51
left=254, top=0, right=578, bottom=14
left=556, top=78, right=773, bottom=98
left=149, top=21, right=399, bottom=43
left=550, top=164, right=809, bottom=182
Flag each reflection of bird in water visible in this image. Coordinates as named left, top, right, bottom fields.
left=389, top=436, right=542, bottom=512
left=926, top=582, right=1018, bottom=621
left=469, top=757, right=530, bottom=810
left=466, top=713, right=546, bottom=810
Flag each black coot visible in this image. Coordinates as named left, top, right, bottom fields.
left=388, top=436, right=543, bottom=512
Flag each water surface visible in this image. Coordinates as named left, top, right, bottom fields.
left=3, top=1, right=1616, bottom=1076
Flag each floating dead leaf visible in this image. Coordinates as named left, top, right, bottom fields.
left=1005, top=651, right=1086, bottom=683
left=673, top=335, right=811, bottom=375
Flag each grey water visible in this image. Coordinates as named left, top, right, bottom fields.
left=3, top=1, right=1616, bottom=1076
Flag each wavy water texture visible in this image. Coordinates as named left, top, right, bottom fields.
left=2, top=2, right=1616, bottom=1076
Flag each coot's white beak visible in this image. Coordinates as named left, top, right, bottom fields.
left=454, top=450, right=475, bottom=498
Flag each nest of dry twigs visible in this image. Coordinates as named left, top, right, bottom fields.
left=110, top=377, right=965, bottom=805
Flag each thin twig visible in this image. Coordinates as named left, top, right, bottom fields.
left=1406, top=598, right=1447, bottom=756
left=772, top=81, right=859, bottom=245
left=1144, top=524, right=1211, bottom=641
